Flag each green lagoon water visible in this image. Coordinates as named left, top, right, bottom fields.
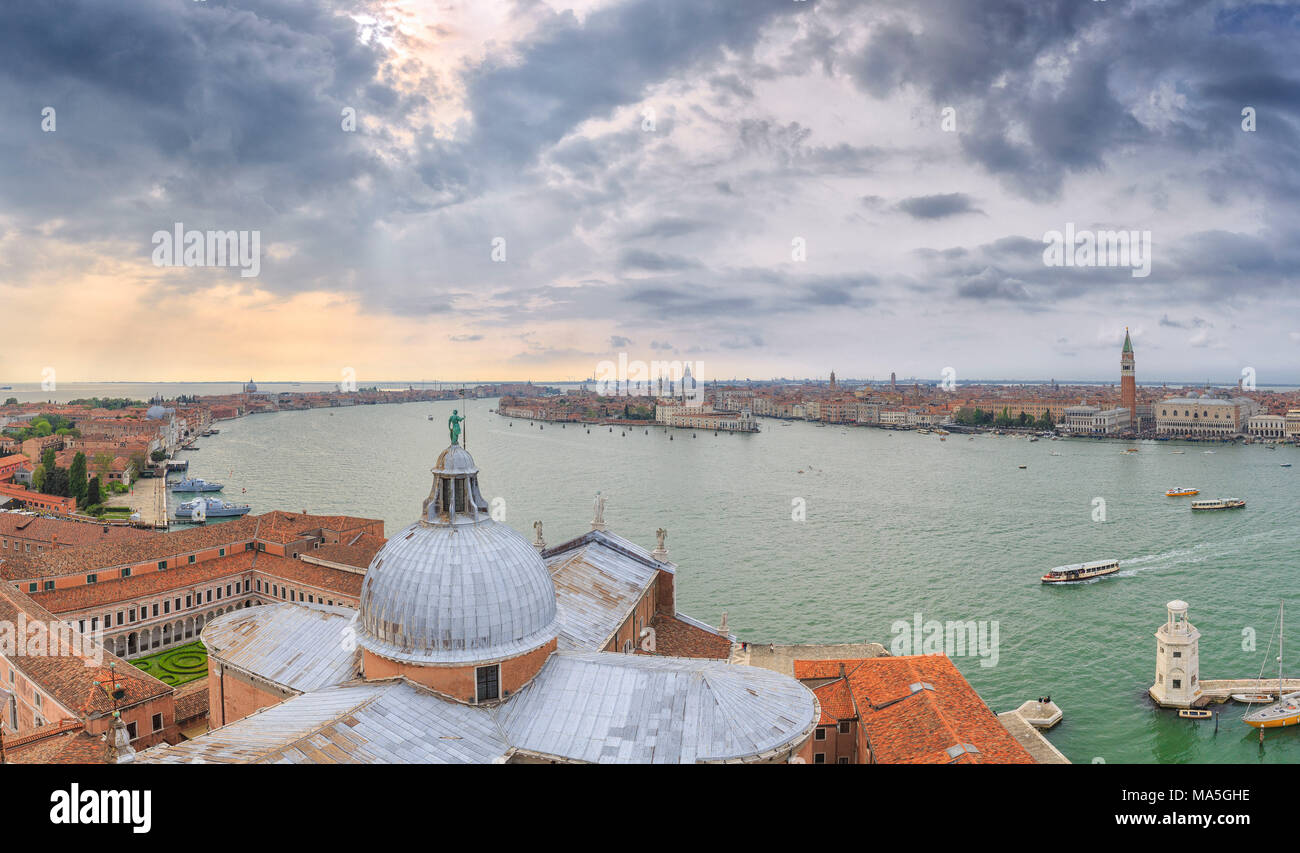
left=175, top=397, right=1300, bottom=764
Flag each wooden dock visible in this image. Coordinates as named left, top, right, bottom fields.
left=1195, top=679, right=1300, bottom=705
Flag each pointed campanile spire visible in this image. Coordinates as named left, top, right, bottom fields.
left=1120, top=327, right=1136, bottom=431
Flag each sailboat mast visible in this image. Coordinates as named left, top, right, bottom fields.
left=1281, top=601, right=1285, bottom=695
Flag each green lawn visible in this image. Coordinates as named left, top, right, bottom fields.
left=128, top=640, right=208, bottom=686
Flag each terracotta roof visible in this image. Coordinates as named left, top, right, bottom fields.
left=0, top=584, right=172, bottom=717
left=174, top=678, right=209, bottom=723
left=0, top=513, right=157, bottom=551
left=0, top=511, right=382, bottom=581
left=811, top=678, right=857, bottom=724
left=810, top=655, right=1034, bottom=765
left=253, top=510, right=382, bottom=545
left=250, top=552, right=363, bottom=598
left=5, top=723, right=110, bottom=764
left=794, top=660, right=853, bottom=680
left=646, top=613, right=733, bottom=659
left=30, top=550, right=263, bottom=613
left=31, top=549, right=361, bottom=613
left=0, top=516, right=259, bottom=580
left=307, top=532, right=386, bottom=569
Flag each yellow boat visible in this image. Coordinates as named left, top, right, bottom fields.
left=1165, top=487, right=1199, bottom=497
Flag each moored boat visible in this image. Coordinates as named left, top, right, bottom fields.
left=1178, top=709, right=1212, bottom=719
left=169, top=477, right=223, bottom=493
left=1232, top=694, right=1275, bottom=704
left=1165, top=487, right=1199, bottom=497
left=1041, top=559, right=1121, bottom=584
left=1191, top=498, right=1245, bottom=511
left=174, top=497, right=251, bottom=522
left=1244, top=604, right=1300, bottom=729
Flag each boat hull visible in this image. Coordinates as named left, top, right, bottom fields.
left=174, top=508, right=250, bottom=520
left=1244, top=714, right=1300, bottom=729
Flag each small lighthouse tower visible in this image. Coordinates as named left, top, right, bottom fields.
left=1149, top=600, right=1203, bottom=708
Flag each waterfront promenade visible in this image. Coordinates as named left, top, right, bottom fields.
left=103, top=474, right=167, bottom=528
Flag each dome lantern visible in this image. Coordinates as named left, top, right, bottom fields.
left=357, top=443, right=560, bottom=701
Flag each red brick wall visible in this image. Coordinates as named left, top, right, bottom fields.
left=362, top=639, right=556, bottom=704
left=208, top=659, right=294, bottom=727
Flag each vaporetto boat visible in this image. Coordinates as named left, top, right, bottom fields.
left=1191, top=498, right=1246, bottom=511
left=1041, top=559, right=1121, bottom=584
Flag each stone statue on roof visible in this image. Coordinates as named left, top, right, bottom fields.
left=656, top=527, right=667, bottom=551
left=448, top=410, right=464, bottom=445
left=591, top=491, right=607, bottom=530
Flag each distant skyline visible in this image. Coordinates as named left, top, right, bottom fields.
left=2, top=1, right=1298, bottom=383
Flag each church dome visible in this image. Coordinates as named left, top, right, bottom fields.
left=357, top=444, right=559, bottom=666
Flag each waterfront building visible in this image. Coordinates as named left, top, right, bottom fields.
left=1155, top=396, right=1258, bottom=437
left=1120, top=327, right=1136, bottom=428
left=1060, top=404, right=1131, bottom=436
left=138, top=444, right=816, bottom=764
left=1148, top=600, right=1202, bottom=709
left=854, top=402, right=881, bottom=424
left=1247, top=413, right=1286, bottom=439
left=655, top=402, right=757, bottom=432
left=1287, top=409, right=1300, bottom=440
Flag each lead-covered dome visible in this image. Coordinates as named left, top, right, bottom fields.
left=357, top=444, right=559, bottom=666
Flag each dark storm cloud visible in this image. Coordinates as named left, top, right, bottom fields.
left=3, top=0, right=1299, bottom=377
left=896, top=193, right=983, bottom=220
left=618, top=249, right=700, bottom=272
left=461, top=0, right=801, bottom=169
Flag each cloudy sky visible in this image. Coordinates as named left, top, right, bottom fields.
left=0, top=0, right=1297, bottom=385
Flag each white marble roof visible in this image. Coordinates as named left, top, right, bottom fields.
left=544, top=531, right=662, bottom=650
left=201, top=602, right=360, bottom=694
left=140, top=681, right=510, bottom=764
left=358, top=518, right=560, bottom=665
left=142, top=651, right=818, bottom=764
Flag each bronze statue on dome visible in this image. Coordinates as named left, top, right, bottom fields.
left=448, top=410, right=464, bottom=445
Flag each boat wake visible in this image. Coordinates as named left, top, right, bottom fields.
left=1119, top=530, right=1288, bottom=575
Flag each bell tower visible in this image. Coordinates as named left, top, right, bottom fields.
left=1149, top=600, right=1202, bottom=708
left=1120, top=327, right=1136, bottom=430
